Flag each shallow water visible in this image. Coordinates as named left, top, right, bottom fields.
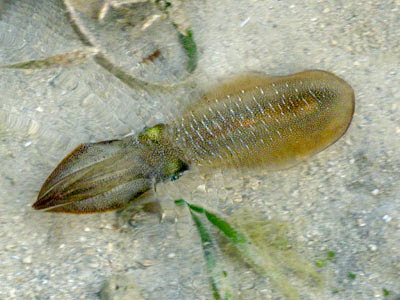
left=1, top=0, right=400, bottom=299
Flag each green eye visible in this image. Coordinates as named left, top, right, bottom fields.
left=164, top=159, right=189, bottom=181
left=170, top=174, right=180, bottom=181
left=139, top=124, right=165, bottom=142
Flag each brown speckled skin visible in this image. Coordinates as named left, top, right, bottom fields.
left=170, top=70, right=355, bottom=169
left=33, top=70, right=354, bottom=213
left=33, top=126, right=187, bottom=213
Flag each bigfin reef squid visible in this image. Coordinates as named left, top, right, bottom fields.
left=33, top=70, right=355, bottom=213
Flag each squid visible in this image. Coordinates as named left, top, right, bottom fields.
left=33, top=70, right=355, bottom=213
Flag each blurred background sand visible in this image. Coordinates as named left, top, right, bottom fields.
left=0, top=0, right=399, bottom=299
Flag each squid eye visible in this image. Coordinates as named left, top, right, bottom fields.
left=165, top=159, right=189, bottom=182
left=170, top=174, right=180, bottom=181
